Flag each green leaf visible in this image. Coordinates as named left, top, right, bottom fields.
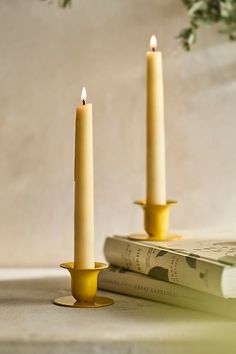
left=178, top=0, right=236, bottom=50
left=189, top=1, right=207, bottom=17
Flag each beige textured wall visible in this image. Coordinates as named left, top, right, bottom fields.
left=1, top=0, right=236, bottom=266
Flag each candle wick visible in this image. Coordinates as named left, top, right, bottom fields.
left=152, top=47, right=155, bottom=52
left=82, top=100, right=86, bottom=105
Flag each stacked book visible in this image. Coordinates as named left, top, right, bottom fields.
left=98, top=236, right=236, bottom=318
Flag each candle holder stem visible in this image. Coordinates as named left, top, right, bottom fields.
left=129, top=200, right=182, bottom=241
left=54, top=262, right=113, bottom=308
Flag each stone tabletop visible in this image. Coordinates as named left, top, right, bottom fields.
left=0, top=268, right=236, bottom=354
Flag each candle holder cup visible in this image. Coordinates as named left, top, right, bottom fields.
left=54, top=262, right=113, bottom=308
left=129, top=200, right=182, bottom=241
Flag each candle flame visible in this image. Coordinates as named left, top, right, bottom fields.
left=81, top=87, right=87, bottom=104
left=150, top=35, right=157, bottom=51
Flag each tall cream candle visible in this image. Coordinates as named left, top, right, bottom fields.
left=74, top=87, right=94, bottom=269
left=146, top=35, right=166, bottom=205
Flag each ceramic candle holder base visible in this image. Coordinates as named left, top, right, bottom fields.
left=54, top=262, right=113, bottom=308
left=129, top=200, right=182, bottom=241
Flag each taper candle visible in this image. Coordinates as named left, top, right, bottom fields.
left=74, top=87, right=94, bottom=269
left=146, top=35, right=166, bottom=205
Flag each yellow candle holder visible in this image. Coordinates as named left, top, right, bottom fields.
left=54, top=262, right=113, bottom=308
left=129, top=200, right=182, bottom=241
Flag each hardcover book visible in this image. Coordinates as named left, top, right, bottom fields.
left=98, top=266, right=236, bottom=318
left=104, top=236, right=236, bottom=298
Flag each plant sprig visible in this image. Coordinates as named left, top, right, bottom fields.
left=178, top=0, right=236, bottom=50
left=40, top=0, right=71, bottom=8
left=41, top=0, right=236, bottom=51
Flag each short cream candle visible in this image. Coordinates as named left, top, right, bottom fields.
left=74, top=87, right=94, bottom=269
left=146, top=35, right=166, bottom=205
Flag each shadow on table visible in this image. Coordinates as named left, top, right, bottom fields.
left=0, top=275, right=233, bottom=324
left=0, top=275, right=70, bottom=307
